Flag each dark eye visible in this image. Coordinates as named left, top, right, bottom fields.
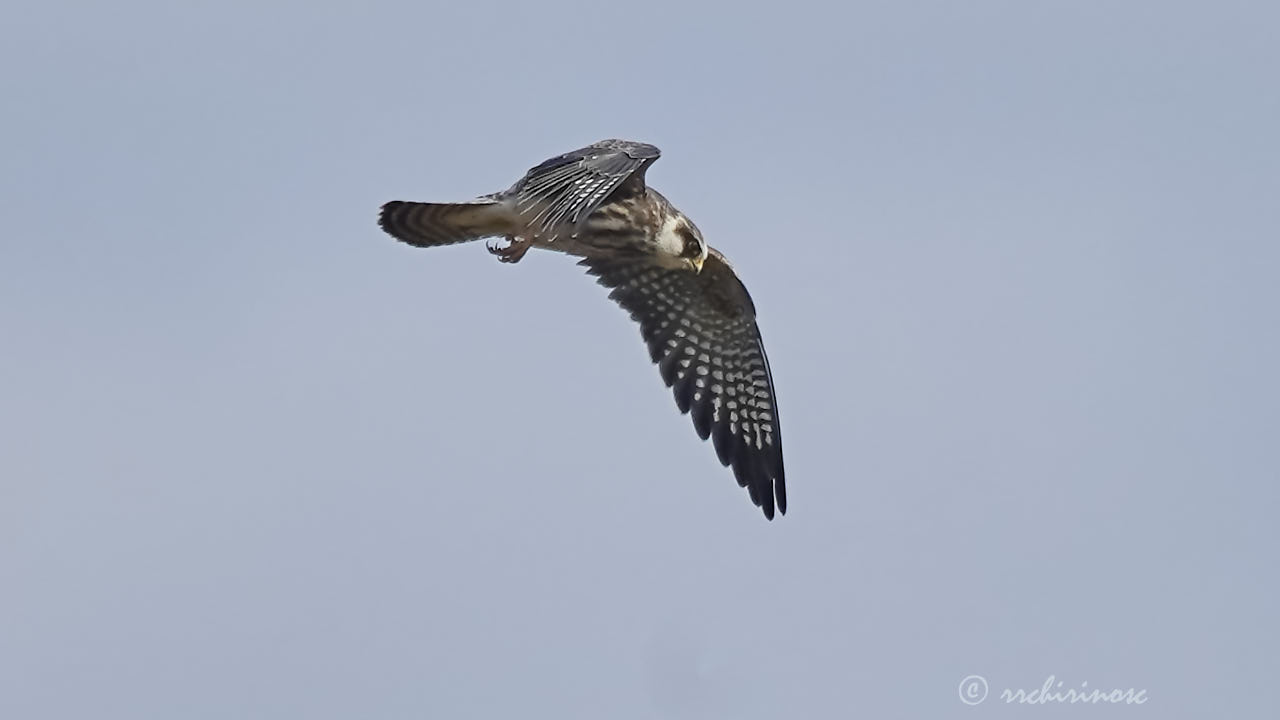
left=676, top=226, right=700, bottom=257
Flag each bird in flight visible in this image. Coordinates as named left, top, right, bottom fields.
left=377, top=139, right=786, bottom=519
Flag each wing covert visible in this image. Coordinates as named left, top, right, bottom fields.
left=512, top=139, right=660, bottom=241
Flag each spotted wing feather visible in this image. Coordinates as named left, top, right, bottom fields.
left=580, top=250, right=786, bottom=519
left=511, top=139, right=660, bottom=242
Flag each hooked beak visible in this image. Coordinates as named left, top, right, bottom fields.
left=687, top=256, right=705, bottom=274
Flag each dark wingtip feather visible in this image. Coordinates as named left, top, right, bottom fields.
left=711, top=424, right=735, bottom=465
left=754, top=464, right=776, bottom=520
left=760, top=489, right=776, bottom=521
left=731, top=457, right=752, bottom=489
left=672, top=376, right=695, bottom=413
left=690, top=400, right=713, bottom=440
left=730, top=452, right=780, bottom=520
left=644, top=338, right=665, bottom=364
left=657, top=352, right=681, bottom=386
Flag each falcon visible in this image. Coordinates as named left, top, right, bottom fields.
left=377, top=139, right=786, bottom=519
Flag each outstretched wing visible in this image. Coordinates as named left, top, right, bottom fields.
left=510, top=139, right=660, bottom=241
left=580, top=249, right=786, bottom=519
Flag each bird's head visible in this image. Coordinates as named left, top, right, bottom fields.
left=663, top=214, right=707, bottom=273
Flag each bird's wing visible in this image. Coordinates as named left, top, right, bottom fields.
left=579, top=249, right=786, bottom=519
left=511, top=139, right=661, bottom=241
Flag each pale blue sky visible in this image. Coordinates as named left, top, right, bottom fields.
left=2, top=1, right=1277, bottom=717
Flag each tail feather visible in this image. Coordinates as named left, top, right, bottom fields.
left=378, top=199, right=511, bottom=248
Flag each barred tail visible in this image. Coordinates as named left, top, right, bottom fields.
left=378, top=199, right=512, bottom=248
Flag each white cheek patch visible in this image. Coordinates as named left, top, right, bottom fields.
left=655, top=215, right=686, bottom=258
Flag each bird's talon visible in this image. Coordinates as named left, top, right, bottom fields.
left=486, top=236, right=530, bottom=264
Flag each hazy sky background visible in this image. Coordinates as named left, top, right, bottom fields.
left=3, top=1, right=1277, bottom=717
